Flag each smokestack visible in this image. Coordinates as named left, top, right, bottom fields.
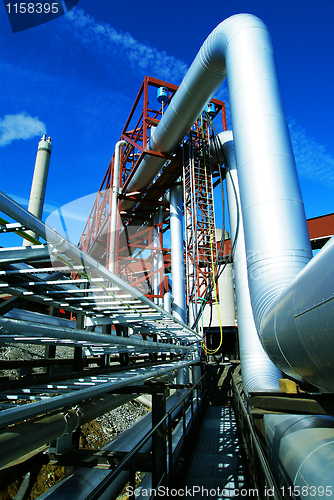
left=23, top=134, right=52, bottom=245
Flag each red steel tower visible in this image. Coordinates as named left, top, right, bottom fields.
left=79, top=76, right=227, bottom=309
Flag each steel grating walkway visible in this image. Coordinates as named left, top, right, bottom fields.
left=185, top=405, right=246, bottom=498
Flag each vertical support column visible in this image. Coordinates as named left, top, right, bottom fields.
left=116, top=325, right=129, bottom=366
left=152, top=383, right=167, bottom=489
left=152, top=206, right=163, bottom=305
left=109, top=140, right=127, bottom=274
left=170, top=180, right=186, bottom=324
left=101, top=323, right=112, bottom=368
left=170, top=180, right=190, bottom=385
left=74, top=313, right=84, bottom=372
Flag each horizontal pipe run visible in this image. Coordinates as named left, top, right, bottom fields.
left=264, top=414, right=334, bottom=497
left=0, top=393, right=135, bottom=469
left=37, top=391, right=188, bottom=500
left=0, top=359, right=195, bottom=429
left=0, top=316, right=193, bottom=354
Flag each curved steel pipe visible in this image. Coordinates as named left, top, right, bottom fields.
left=218, top=131, right=282, bottom=393
left=261, top=236, right=334, bottom=390
left=264, top=414, right=334, bottom=496
left=143, top=11, right=332, bottom=390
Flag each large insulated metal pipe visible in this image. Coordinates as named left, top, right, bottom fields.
left=120, top=14, right=293, bottom=213
left=24, top=134, right=52, bottom=245
left=264, top=414, right=334, bottom=497
left=218, top=131, right=282, bottom=394
left=120, top=11, right=333, bottom=390
left=170, top=181, right=187, bottom=324
left=261, top=236, right=334, bottom=391
left=109, top=140, right=127, bottom=273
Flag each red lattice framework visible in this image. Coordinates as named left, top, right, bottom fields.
left=79, top=76, right=227, bottom=302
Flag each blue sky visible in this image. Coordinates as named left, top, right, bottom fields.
left=0, top=0, right=333, bottom=247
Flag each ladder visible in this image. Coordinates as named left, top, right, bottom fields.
left=183, top=120, right=218, bottom=323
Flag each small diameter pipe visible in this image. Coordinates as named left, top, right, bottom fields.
left=0, top=191, right=203, bottom=345
left=0, top=316, right=193, bottom=354
left=153, top=207, right=164, bottom=305
left=170, top=182, right=189, bottom=384
left=109, top=140, right=127, bottom=273
left=164, top=292, right=174, bottom=315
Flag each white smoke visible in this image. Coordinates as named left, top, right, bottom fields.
left=0, top=112, right=46, bottom=147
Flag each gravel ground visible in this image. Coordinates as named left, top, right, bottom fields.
left=0, top=400, right=150, bottom=499
left=80, top=399, right=150, bottom=450
left=0, top=343, right=75, bottom=378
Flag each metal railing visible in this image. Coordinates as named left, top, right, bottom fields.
left=231, top=374, right=283, bottom=500
left=84, top=374, right=207, bottom=500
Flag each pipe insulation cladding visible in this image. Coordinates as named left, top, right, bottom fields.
left=261, top=236, right=334, bottom=391
left=218, top=132, right=334, bottom=497
left=217, top=131, right=282, bottom=394
left=115, top=13, right=333, bottom=389
left=126, top=11, right=333, bottom=390
left=264, top=414, right=334, bottom=497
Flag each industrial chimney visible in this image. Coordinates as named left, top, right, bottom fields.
left=23, top=134, right=52, bottom=245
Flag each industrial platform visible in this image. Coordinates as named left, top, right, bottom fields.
left=185, top=405, right=246, bottom=498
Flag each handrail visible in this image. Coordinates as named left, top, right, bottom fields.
left=231, top=375, right=283, bottom=500
left=84, top=373, right=206, bottom=500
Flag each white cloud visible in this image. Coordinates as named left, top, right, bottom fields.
left=289, top=119, right=334, bottom=185
left=63, top=9, right=188, bottom=83
left=0, top=112, right=46, bottom=147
